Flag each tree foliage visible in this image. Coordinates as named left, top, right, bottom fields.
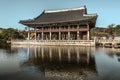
left=91, top=24, right=120, bottom=37
left=113, top=25, right=120, bottom=35
left=104, top=24, right=115, bottom=35
left=0, top=28, right=27, bottom=40
left=90, top=27, right=107, bottom=37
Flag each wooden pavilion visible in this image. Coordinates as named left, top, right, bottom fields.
left=16, top=6, right=98, bottom=46
left=20, top=6, right=97, bottom=41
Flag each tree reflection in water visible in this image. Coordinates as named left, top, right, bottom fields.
left=0, top=41, right=10, bottom=49
left=0, top=41, right=19, bottom=55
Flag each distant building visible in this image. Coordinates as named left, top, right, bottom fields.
left=20, top=6, right=98, bottom=41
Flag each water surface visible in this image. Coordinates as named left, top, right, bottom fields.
left=0, top=45, right=120, bottom=80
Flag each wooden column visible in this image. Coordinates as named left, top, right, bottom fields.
left=28, top=27, right=30, bottom=40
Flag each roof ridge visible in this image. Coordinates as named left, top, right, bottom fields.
left=44, top=6, right=86, bottom=13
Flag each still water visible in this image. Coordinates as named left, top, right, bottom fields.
left=0, top=45, right=120, bottom=80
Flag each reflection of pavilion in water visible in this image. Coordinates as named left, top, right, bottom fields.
left=26, top=46, right=97, bottom=79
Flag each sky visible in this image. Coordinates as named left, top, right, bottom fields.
left=0, top=0, right=120, bottom=30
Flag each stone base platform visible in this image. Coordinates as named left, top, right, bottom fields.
left=11, top=40, right=96, bottom=47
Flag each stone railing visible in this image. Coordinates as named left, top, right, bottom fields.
left=30, top=28, right=88, bottom=32
left=98, top=39, right=120, bottom=43
left=11, top=40, right=95, bottom=46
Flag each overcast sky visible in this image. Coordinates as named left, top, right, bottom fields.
left=0, top=0, right=120, bottom=30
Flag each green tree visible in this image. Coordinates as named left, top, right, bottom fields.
left=0, top=28, right=27, bottom=41
left=113, top=25, right=120, bottom=35
left=105, top=24, right=115, bottom=35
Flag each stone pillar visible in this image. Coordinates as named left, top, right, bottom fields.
left=50, top=32, right=51, bottom=40
left=49, top=26, right=51, bottom=40
left=77, top=31, right=79, bottom=40
left=41, top=32, right=43, bottom=40
left=87, top=31, right=90, bottom=40
left=34, top=27, right=37, bottom=40
left=59, top=32, right=61, bottom=40
left=38, top=34, right=40, bottom=40
left=87, top=24, right=90, bottom=40
left=68, top=31, right=70, bottom=40
left=42, top=27, right=44, bottom=40
left=77, top=25, right=79, bottom=40
left=68, top=26, right=70, bottom=40
left=28, top=27, right=30, bottom=40
left=59, top=26, right=61, bottom=40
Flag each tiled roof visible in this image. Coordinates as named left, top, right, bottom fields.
left=20, top=6, right=97, bottom=25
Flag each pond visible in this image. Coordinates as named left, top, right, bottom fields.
left=0, top=45, right=120, bottom=80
